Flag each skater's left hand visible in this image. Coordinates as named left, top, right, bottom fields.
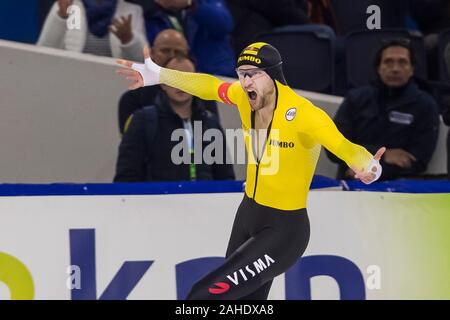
left=350, top=147, right=386, bottom=184
left=116, top=45, right=162, bottom=89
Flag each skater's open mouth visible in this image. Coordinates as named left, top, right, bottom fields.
left=248, top=90, right=257, bottom=101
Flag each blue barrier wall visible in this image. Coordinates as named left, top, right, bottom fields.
left=0, top=175, right=449, bottom=196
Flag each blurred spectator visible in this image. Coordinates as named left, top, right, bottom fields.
left=38, top=0, right=147, bottom=61
left=411, top=0, right=450, bottom=38
left=327, top=39, right=440, bottom=180
left=410, top=0, right=450, bottom=79
left=144, top=0, right=235, bottom=76
left=114, top=55, right=234, bottom=182
left=118, top=29, right=190, bottom=133
left=226, top=0, right=309, bottom=55
left=307, top=0, right=338, bottom=31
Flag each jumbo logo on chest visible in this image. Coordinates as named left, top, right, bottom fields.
left=269, top=139, right=295, bottom=148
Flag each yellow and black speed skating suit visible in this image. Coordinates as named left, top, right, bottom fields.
left=157, top=67, right=374, bottom=300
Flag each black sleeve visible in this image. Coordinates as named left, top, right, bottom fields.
left=376, top=161, right=410, bottom=180
left=118, top=87, right=159, bottom=134
left=406, top=97, right=440, bottom=174
left=326, top=94, right=384, bottom=179
left=113, top=110, right=148, bottom=182
left=377, top=96, right=440, bottom=179
left=118, top=90, right=143, bottom=134
left=328, top=94, right=383, bottom=159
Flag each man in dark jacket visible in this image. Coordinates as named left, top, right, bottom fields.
left=328, top=39, right=440, bottom=180
left=118, top=28, right=188, bottom=133
left=114, top=55, right=235, bottom=182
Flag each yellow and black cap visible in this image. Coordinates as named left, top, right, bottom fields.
left=236, top=42, right=287, bottom=85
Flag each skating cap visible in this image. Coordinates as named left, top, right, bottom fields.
left=236, top=42, right=287, bottom=85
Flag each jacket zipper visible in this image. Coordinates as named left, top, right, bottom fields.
left=253, top=163, right=259, bottom=198
left=250, top=84, right=279, bottom=200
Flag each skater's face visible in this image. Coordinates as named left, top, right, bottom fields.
left=377, top=46, right=414, bottom=88
left=152, top=30, right=189, bottom=66
left=237, top=65, right=275, bottom=111
left=161, top=57, right=195, bottom=105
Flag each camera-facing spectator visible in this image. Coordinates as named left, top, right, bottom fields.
left=114, top=55, right=234, bottom=182
left=327, top=39, right=440, bottom=181
left=38, top=0, right=147, bottom=61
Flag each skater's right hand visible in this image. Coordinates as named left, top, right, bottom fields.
left=116, top=46, right=162, bottom=90
left=351, top=147, right=385, bottom=184
left=57, top=0, right=74, bottom=19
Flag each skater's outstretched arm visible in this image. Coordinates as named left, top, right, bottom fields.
left=303, top=105, right=385, bottom=184
left=117, top=46, right=240, bottom=105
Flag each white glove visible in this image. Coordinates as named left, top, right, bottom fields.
left=363, top=158, right=382, bottom=184
left=131, top=57, right=162, bottom=87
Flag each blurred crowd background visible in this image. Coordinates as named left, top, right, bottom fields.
left=0, top=0, right=449, bottom=182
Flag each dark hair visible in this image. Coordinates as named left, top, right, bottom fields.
left=163, top=54, right=197, bottom=68
left=374, top=38, right=416, bottom=68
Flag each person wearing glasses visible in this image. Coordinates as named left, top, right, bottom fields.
left=328, top=39, right=440, bottom=181
left=116, top=42, right=385, bottom=300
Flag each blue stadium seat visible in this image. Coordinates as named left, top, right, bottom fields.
left=330, top=0, right=409, bottom=35
left=345, top=29, right=427, bottom=89
left=438, top=29, right=450, bottom=82
left=254, top=25, right=336, bottom=94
